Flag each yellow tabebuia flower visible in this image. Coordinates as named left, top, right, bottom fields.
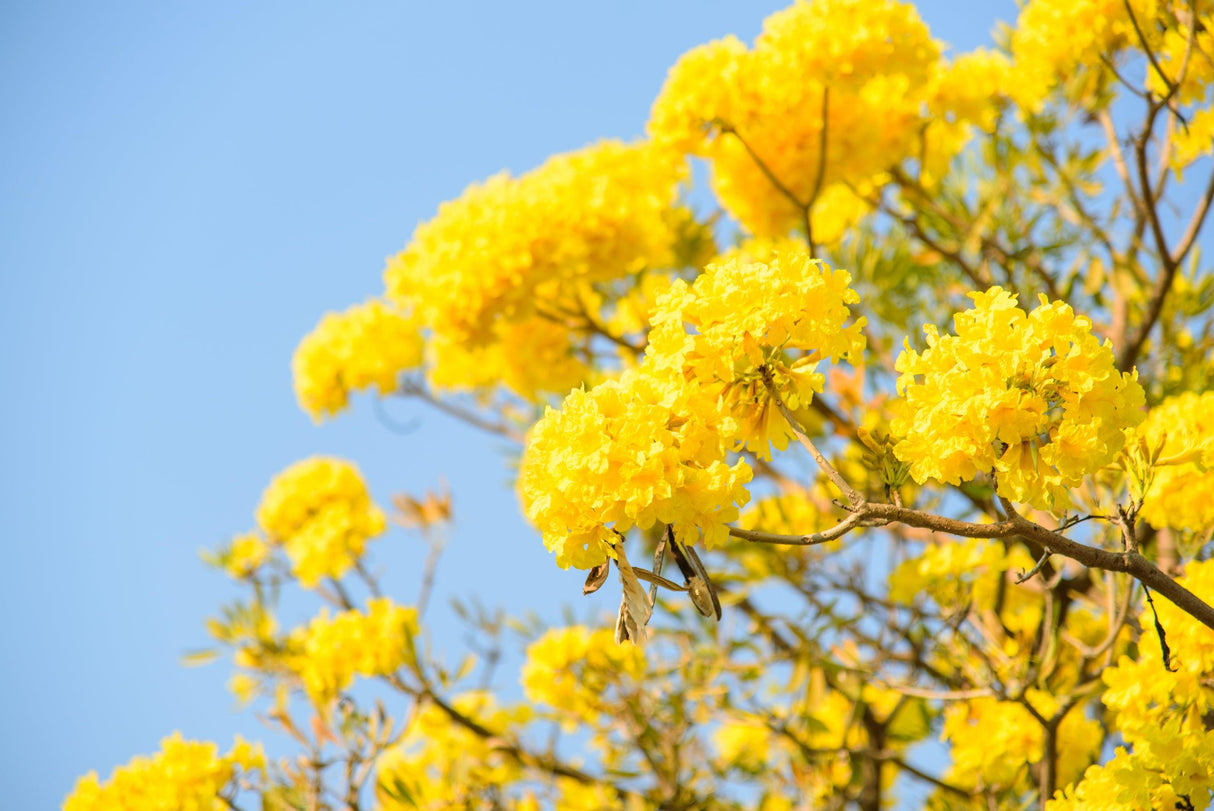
left=520, top=626, right=646, bottom=728
left=256, top=457, right=386, bottom=587
left=62, top=733, right=264, bottom=811
left=519, top=367, right=751, bottom=569
left=648, top=0, right=939, bottom=237
left=1137, top=391, right=1214, bottom=532
left=1010, top=0, right=1165, bottom=110
left=944, top=694, right=1102, bottom=793
left=381, top=139, right=692, bottom=400
left=385, top=140, right=685, bottom=334
left=424, top=317, right=589, bottom=402
left=291, top=299, right=422, bottom=420
left=1172, top=106, right=1214, bottom=177
left=893, top=287, right=1145, bottom=511
left=290, top=597, right=417, bottom=706
left=646, top=250, right=865, bottom=459
left=376, top=691, right=529, bottom=811
left=1050, top=560, right=1214, bottom=809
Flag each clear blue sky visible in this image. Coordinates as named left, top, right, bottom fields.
left=0, top=2, right=1014, bottom=806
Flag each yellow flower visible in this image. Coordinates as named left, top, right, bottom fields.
left=519, top=367, right=751, bottom=570
left=520, top=626, right=646, bottom=728
left=376, top=692, right=529, bottom=810
left=1010, top=0, right=1158, bottom=111
left=649, top=0, right=939, bottom=237
left=220, top=531, right=269, bottom=579
left=256, top=457, right=386, bottom=587
left=291, top=597, right=418, bottom=706
left=646, top=250, right=865, bottom=459
left=1137, top=391, right=1214, bottom=532
left=382, top=139, right=692, bottom=400
left=62, top=733, right=263, bottom=811
left=1049, top=560, right=1214, bottom=808
left=292, top=299, right=422, bottom=420
left=944, top=697, right=1101, bottom=793
left=893, top=287, right=1144, bottom=511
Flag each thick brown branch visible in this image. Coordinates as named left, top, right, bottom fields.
left=734, top=501, right=1214, bottom=630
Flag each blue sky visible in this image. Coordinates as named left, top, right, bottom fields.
left=0, top=2, right=1015, bottom=806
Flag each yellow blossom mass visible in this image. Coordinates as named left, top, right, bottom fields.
left=291, top=299, right=422, bottom=420
left=944, top=694, right=1102, bottom=793
left=255, top=457, right=386, bottom=587
left=1010, top=0, right=1162, bottom=110
left=219, top=531, right=269, bottom=579
left=376, top=692, right=529, bottom=810
left=646, top=250, right=865, bottom=458
left=62, top=733, right=264, bottom=811
left=1050, top=560, right=1214, bottom=809
left=892, top=287, right=1145, bottom=511
left=520, top=626, right=646, bottom=727
left=648, top=0, right=940, bottom=237
left=289, top=597, right=418, bottom=706
left=1137, top=391, right=1214, bottom=532
left=519, top=367, right=752, bottom=569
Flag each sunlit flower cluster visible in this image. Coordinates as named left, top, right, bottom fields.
left=1143, top=3, right=1214, bottom=102
left=917, top=48, right=1013, bottom=181
left=1011, top=0, right=1155, bottom=110
left=290, top=597, right=417, bottom=706
left=217, top=531, right=270, bottom=579
left=519, top=368, right=751, bottom=569
left=380, top=140, right=690, bottom=400
left=944, top=694, right=1102, bottom=792
left=647, top=251, right=865, bottom=458
left=520, top=626, right=646, bottom=727
left=291, top=299, right=422, bottom=420
left=648, top=0, right=939, bottom=237
left=1051, top=560, right=1214, bottom=809
left=376, top=692, right=529, bottom=810
left=423, top=317, right=590, bottom=401
left=255, top=457, right=386, bottom=587
left=1151, top=11, right=1214, bottom=177
left=1136, top=391, right=1214, bottom=531
left=893, top=287, right=1145, bottom=511
left=889, top=539, right=1036, bottom=619
left=62, top=733, right=265, bottom=811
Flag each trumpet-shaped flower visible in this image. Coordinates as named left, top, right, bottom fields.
left=256, top=457, right=386, bottom=587
left=519, top=368, right=751, bottom=569
left=291, top=299, right=422, bottom=420
left=893, top=287, right=1144, bottom=511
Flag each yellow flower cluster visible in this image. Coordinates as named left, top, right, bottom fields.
left=424, top=318, right=589, bottom=402
left=376, top=692, right=528, bottom=810
left=737, top=487, right=826, bottom=537
left=648, top=0, right=939, bottom=237
left=520, top=626, right=646, bottom=727
left=1137, top=392, right=1214, bottom=531
left=929, top=49, right=1012, bottom=132
left=944, top=693, right=1102, bottom=792
left=893, top=287, right=1145, bottom=511
left=215, top=531, right=270, bottom=579
left=291, top=299, right=422, bottom=420
left=1145, top=9, right=1214, bottom=104
left=918, top=49, right=1013, bottom=182
left=63, top=733, right=264, bottom=811
left=1051, top=560, right=1214, bottom=809
left=1011, top=0, right=1156, bottom=110
left=381, top=140, right=688, bottom=399
left=1173, top=107, right=1214, bottom=177
left=519, top=367, right=751, bottom=569
left=647, top=251, right=865, bottom=458
left=255, top=457, right=386, bottom=588
left=290, top=597, right=418, bottom=706
left=889, top=539, right=1037, bottom=622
